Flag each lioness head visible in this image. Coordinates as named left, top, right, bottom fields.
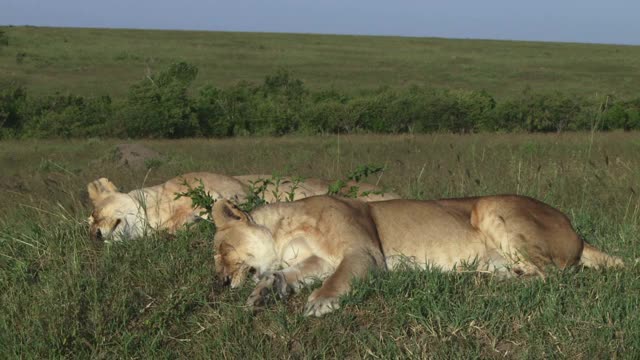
left=212, top=200, right=277, bottom=288
left=87, top=178, right=146, bottom=241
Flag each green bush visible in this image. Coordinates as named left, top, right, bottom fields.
left=410, top=89, right=457, bottom=133
left=194, top=69, right=309, bottom=136
left=253, top=70, right=307, bottom=135
left=456, top=90, right=496, bottom=132
left=3, top=64, right=640, bottom=138
left=489, top=91, right=588, bottom=132
left=195, top=85, right=231, bottom=137
left=300, top=99, right=350, bottom=134
left=0, top=29, right=8, bottom=47
left=249, top=96, right=299, bottom=136
left=602, top=103, right=628, bottom=130
left=23, top=94, right=113, bottom=138
left=213, top=81, right=259, bottom=136
left=0, top=83, right=27, bottom=138
left=261, top=68, right=307, bottom=101
left=489, top=99, right=527, bottom=131
left=625, top=102, right=640, bottom=130
left=347, top=90, right=418, bottom=133
left=601, top=99, right=640, bottom=131
left=523, top=92, right=583, bottom=132
left=118, top=62, right=199, bottom=138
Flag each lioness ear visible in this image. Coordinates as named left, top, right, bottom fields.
left=213, top=199, right=250, bottom=227
left=87, top=178, right=119, bottom=204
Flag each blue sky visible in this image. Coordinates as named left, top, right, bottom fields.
left=2, top=0, right=639, bottom=45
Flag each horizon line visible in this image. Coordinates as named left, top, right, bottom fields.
left=2, top=24, right=639, bottom=47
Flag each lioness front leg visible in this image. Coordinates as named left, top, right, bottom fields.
left=246, top=256, right=333, bottom=308
left=304, top=249, right=384, bottom=317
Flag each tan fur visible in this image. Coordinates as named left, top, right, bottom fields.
left=212, top=195, right=623, bottom=317
left=88, top=173, right=398, bottom=241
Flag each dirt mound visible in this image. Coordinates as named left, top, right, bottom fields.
left=113, top=144, right=162, bottom=169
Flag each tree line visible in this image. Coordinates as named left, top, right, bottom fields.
left=1, top=62, right=639, bottom=139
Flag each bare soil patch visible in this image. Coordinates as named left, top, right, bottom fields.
left=113, top=143, right=162, bottom=169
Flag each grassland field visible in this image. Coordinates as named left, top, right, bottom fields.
left=1, top=26, right=640, bottom=100
left=1, top=133, right=640, bottom=358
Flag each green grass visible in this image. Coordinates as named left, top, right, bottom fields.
left=1, top=26, right=640, bottom=99
left=1, top=133, right=640, bottom=357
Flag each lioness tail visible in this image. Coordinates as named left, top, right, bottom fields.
left=579, top=243, right=624, bottom=269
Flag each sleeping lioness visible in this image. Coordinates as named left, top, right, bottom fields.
left=88, top=172, right=245, bottom=241
left=87, top=173, right=398, bottom=241
left=212, top=195, right=623, bottom=317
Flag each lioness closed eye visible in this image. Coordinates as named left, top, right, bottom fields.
left=212, top=195, right=623, bottom=317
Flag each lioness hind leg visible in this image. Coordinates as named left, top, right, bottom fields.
left=475, top=213, right=550, bottom=277
left=246, top=256, right=333, bottom=308
left=484, top=248, right=545, bottom=279
left=471, top=197, right=582, bottom=276
left=471, top=197, right=582, bottom=274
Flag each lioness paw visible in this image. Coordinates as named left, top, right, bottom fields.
left=246, top=271, right=290, bottom=308
left=246, top=272, right=276, bottom=307
left=303, top=295, right=340, bottom=317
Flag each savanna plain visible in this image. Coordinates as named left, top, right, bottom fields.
left=1, top=133, right=640, bottom=358
left=1, top=26, right=640, bottom=359
left=3, top=26, right=640, bottom=99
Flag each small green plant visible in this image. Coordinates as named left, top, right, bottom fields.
left=174, top=178, right=216, bottom=218
left=239, top=175, right=303, bottom=211
left=266, top=175, right=302, bottom=202
left=327, top=179, right=348, bottom=196
left=174, top=175, right=306, bottom=222
left=347, top=164, right=385, bottom=182
left=285, top=176, right=303, bottom=202
left=329, top=164, right=386, bottom=198
left=240, top=178, right=271, bottom=212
